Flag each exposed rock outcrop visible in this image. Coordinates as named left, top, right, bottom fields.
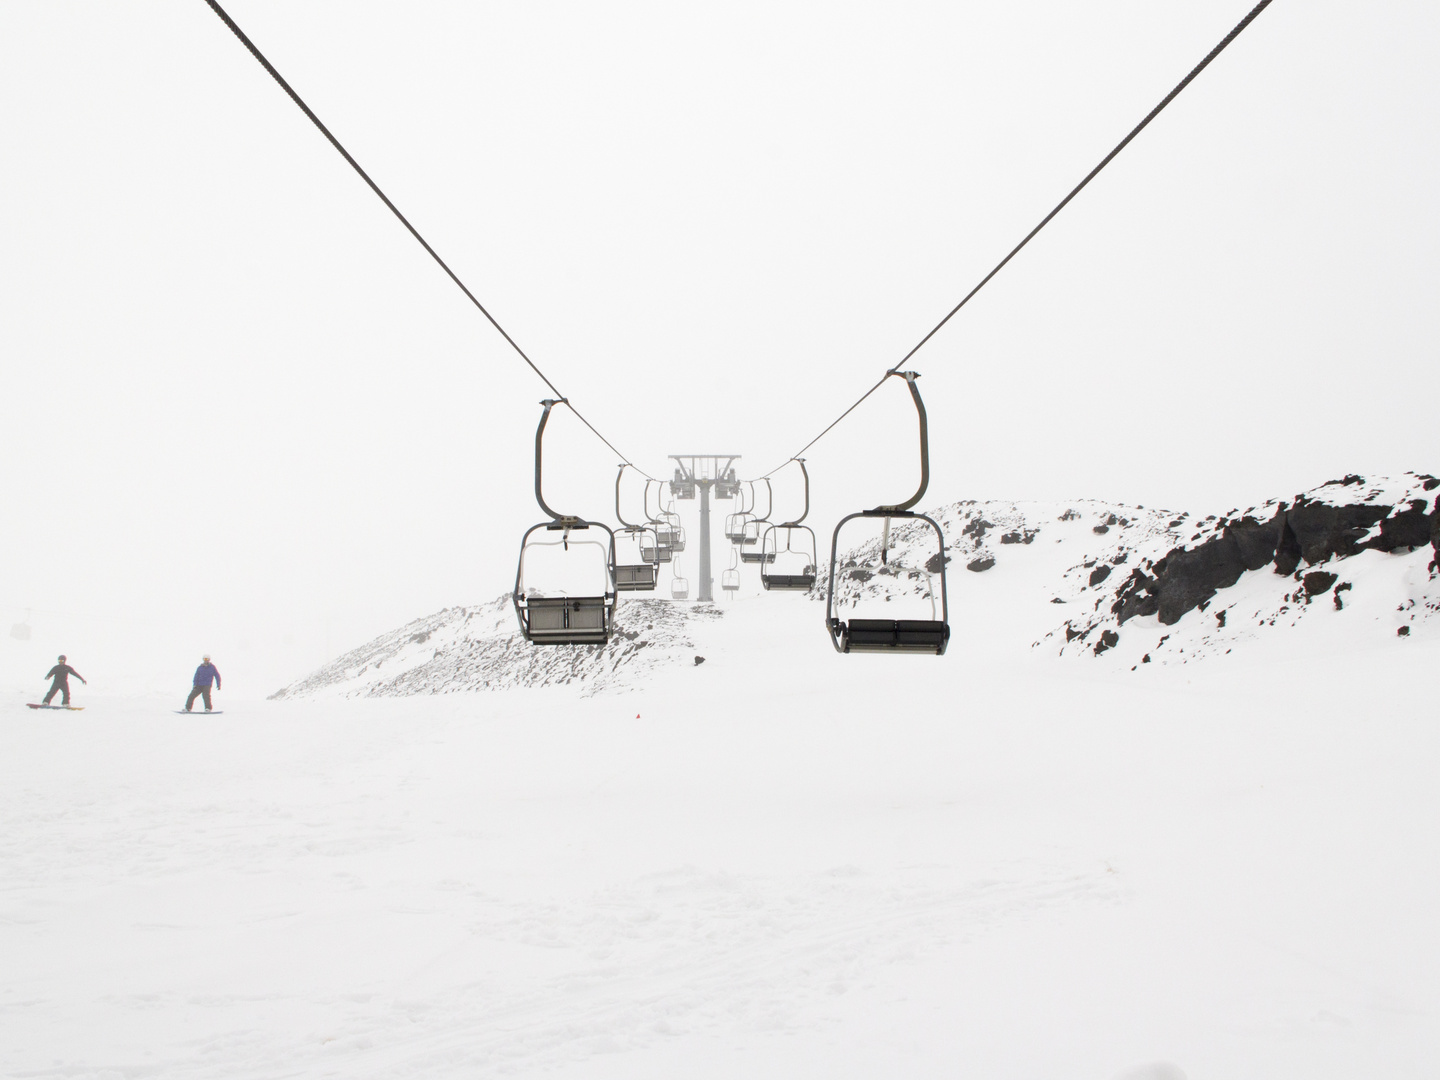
left=1044, top=473, right=1440, bottom=664
left=1109, top=476, right=1439, bottom=629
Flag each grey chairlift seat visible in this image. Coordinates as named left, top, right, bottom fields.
left=513, top=400, right=618, bottom=646
left=721, top=545, right=741, bottom=593
left=671, top=555, right=690, bottom=600
left=825, top=372, right=950, bottom=656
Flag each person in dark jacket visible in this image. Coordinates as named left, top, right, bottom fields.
left=42, top=655, right=86, bottom=706
left=185, top=655, right=222, bottom=712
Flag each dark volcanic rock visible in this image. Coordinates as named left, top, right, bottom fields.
left=1374, top=500, right=1433, bottom=552
left=1094, top=476, right=1437, bottom=636
left=1285, top=496, right=1389, bottom=563
left=925, top=551, right=949, bottom=573
left=966, top=556, right=996, bottom=573
left=1094, top=629, right=1119, bottom=655
left=1227, top=514, right=1283, bottom=570
left=1274, top=515, right=1303, bottom=577
left=962, top=517, right=993, bottom=543
left=1113, top=569, right=1160, bottom=623
left=1433, top=495, right=1440, bottom=569
left=1149, top=538, right=1249, bottom=625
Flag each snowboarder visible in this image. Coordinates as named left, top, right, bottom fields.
left=185, top=655, right=222, bottom=712
left=42, top=655, right=86, bottom=706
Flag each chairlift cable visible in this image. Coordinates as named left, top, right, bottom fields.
left=198, top=0, right=655, bottom=480
left=759, top=0, right=1274, bottom=479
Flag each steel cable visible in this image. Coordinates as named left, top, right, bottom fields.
left=759, top=0, right=1275, bottom=479
left=199, top=0, right=654, bottom=479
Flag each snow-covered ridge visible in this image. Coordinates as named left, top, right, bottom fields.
left=271, top=596, right=721, bottom=700
left=275, top=475, right=1439, bottom=698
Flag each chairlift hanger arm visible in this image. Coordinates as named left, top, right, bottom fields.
left=872, top=372, right=929, bottom=514
left=534, top=399, right=577, bottom=524
left=778, top=458, right=810, bottom=527
left=615, top=464, right=640, bottom=530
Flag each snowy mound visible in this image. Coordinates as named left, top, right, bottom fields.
left=1037, top=473, right=1440, bottom=666
left=271, top=595, right=722, bottom=700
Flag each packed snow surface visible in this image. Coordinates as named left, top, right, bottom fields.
left=4, top=486, right=1439, bottom=1078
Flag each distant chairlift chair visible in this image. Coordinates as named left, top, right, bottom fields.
left=760, top=459, right=819, bottom=591
left=721, top=545, right=741, bottom=593
left=513, top=399, right=618, bottom=646
left=825, top=372, right=950, bottom=655
left=613, top=465, right=660, bottom=592
left=738, top=479, right=774, bottom=563
left=641, top=480, right=675, bottom=563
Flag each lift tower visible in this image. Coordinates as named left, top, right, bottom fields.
left=668, top=456, right=740, bottom=602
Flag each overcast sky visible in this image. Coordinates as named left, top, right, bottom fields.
left=3, top=0, right=1437, bottom=694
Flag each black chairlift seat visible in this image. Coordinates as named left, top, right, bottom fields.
left=762, top=571, right=816, bottom=590
left=831, top=617, right=950, bottom=654
left=739, top=548, right=774, bottom=563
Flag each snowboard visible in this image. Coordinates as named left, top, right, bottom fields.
left=175, top=710, right=224, bottom=715
left=27, top=703, right=84, bottom=711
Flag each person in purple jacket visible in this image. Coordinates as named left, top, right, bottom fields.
left=185, top=655, right=221, bottom=712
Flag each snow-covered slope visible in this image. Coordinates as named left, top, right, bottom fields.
left=8, top=481, right=1440, bottom=1080
left=271, top=597, right=722, bottom=700
left=275, top=474, right=1439, bottom=699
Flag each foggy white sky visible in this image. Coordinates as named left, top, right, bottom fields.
left=3, top=0, right=1437, bottom=694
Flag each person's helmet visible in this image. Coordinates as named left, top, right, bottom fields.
left=58, top=654, right=66, bottom=662
left=203, top=655, right=211, bottom=661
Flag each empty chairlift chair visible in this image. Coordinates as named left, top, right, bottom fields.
left=613, top=465, right=660, bottom=592
left=671, top=556, right=690, bottom=600
left=640, top=480, right=675, bottom=563
left=513, top=399, right=618, bottom=646
left=760, top=459, right=818, bottom=591
left=721, top=545, right=741, bottom=594
left=738, top=479, right=774, bottom=563
left=825, top=372, right=950, bottom=655
left=659, top=507, right=686, bottom=553
left=724, top=480, right=755, bottom=542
